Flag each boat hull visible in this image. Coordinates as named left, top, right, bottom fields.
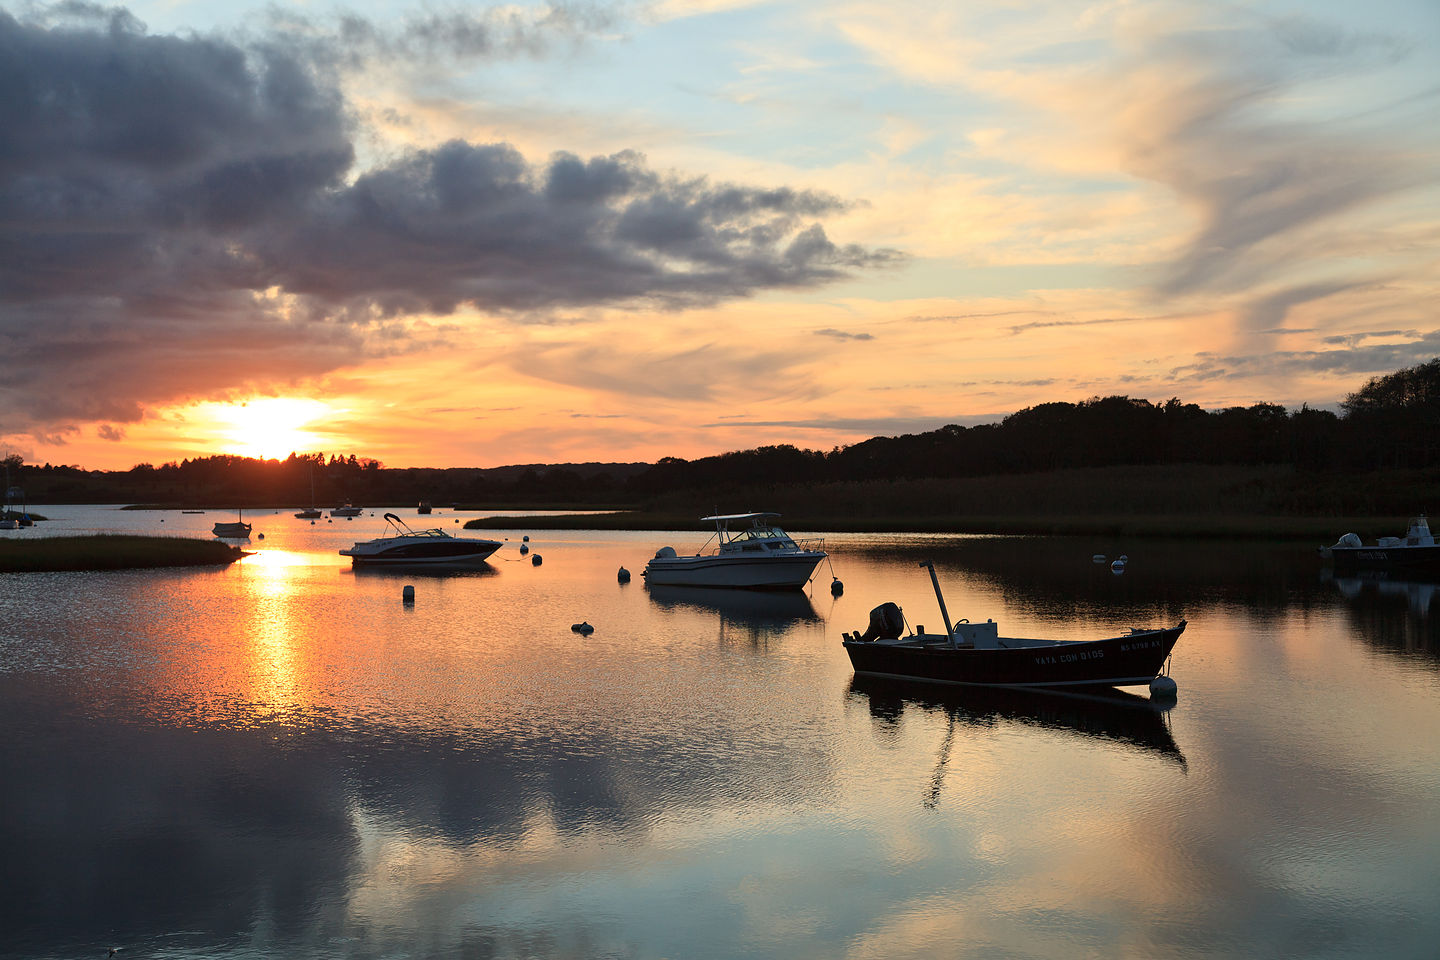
left=642, top=552, right=825, bottom=589
left=1324, top=545, right=1440, bottom=569
left=341, top=541, right=501, bottom=566
left=212, top=522, right=252, bottom=538
left=844, top=623, right=1184, bottom=690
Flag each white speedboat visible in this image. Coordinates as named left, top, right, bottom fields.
left=642, top=512, right=826, bottom=589
left=340, top=513, right=502, bottom=566
left=331, top=503, right=364, bottom=517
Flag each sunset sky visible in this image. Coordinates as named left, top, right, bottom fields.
left=2, top=0, right=1437, bottom=470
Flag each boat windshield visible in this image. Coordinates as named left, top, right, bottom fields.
left=724, top=525, right=792, bottom=544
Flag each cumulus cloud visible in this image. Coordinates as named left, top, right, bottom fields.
left=0, top=4, right=897, bottom=443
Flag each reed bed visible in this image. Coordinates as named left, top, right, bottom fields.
left=0, top=535, right=245, bottom=573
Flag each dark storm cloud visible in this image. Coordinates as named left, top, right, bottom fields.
left=258, top=142, right=897, bottom=315
left=260, top=2, right=617, bottom=69
left=0, top=4, right=899, bottom=441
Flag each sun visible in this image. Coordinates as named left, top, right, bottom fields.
left=213, top=397, right=332, bottom=460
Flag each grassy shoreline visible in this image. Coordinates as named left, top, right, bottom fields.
left=462, top=511, right=1377, bottom=541
left=0, top=535, right=246, bottom=573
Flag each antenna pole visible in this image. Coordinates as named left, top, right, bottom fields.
left=920, top=560, right=955, bottom=643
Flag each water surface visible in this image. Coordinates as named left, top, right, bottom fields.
left=2, top=507, right=1437, bottom=958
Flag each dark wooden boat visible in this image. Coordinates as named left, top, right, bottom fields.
left=842, top=562, right=1184, bottom=691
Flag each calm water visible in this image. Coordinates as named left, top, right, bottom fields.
left=2, top=507, right=1437, bottom=959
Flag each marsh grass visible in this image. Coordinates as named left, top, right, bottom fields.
left=0, top=535, right=245, bottom=572
left=463, top=465, right=1411, bottom=540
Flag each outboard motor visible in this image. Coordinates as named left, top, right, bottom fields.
left=857, top=602, right=905, bottom=642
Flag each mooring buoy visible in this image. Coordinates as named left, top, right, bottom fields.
left=402, top=585, right=415, bottom=603
left=618, top=566, right=631, bottom=582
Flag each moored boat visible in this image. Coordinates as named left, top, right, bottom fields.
left=331, top=503, right=364, bottom=518
left=295, top=471, right=322, bottom=518
left=212, top=508, right=252, bottom=539
left=842, top=562, right=1184, bottom=691
left=642, top=512, right=826, bottom=589
left=340, top=513, right=502, bottom=566
left=1320, top=515, right=1440, bottom=569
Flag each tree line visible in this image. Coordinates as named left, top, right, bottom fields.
left=10, top=358, right=1440, bottom=509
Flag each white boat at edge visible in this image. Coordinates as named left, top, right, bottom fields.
left=1320, top=514, right=1440, bottom=568
left=340, top=512, right=502, bottom=566
left=642, top=512, right=826, bottom=589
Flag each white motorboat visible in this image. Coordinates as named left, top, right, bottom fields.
left=642, top=512, right=826, bottom=589
left=340, top=513, right=502, bottom=566
left=331, top=503, right=364, bottom=517
left=1320, top=515, right=1440, bottom=569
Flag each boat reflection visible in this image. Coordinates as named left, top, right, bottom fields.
left=646, top=583, right=821, bottom=646
left=1323, top=567, right=1440, bottom=612
left=1320, top=568, right=1440, bottom=656
left=847, top=675, right=1186, bottom=776
left=646, top=584, right=820, bottom=623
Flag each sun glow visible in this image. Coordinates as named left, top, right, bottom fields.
left=211, top=397, right=332, bottom=460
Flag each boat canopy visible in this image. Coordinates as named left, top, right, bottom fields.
left=700, top=512, right=782, bottom=523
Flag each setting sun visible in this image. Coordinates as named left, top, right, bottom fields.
left=209, top=398, right=332, bottom=460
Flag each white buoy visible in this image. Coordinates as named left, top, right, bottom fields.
left=1092, top=554, right=1106, bottom=563
left=618, top=566, right=631, bottom=582
left=571, top=621, right=594, bottom=634
left=402, top=585, right=415, bottom=603
left=531, top=554, right=543, bottom=566
left=1150, top=675, right=1177, bottom=699
left=1111, top=559, right=1126, bottom=574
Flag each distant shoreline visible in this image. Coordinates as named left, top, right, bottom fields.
left=461, top=511, right=1372, bottom=541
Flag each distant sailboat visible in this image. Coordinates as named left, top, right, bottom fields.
left=295, top=469, right=322, bottom=519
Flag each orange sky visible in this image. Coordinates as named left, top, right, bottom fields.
left=3, top=1, right=1437, bottom=470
